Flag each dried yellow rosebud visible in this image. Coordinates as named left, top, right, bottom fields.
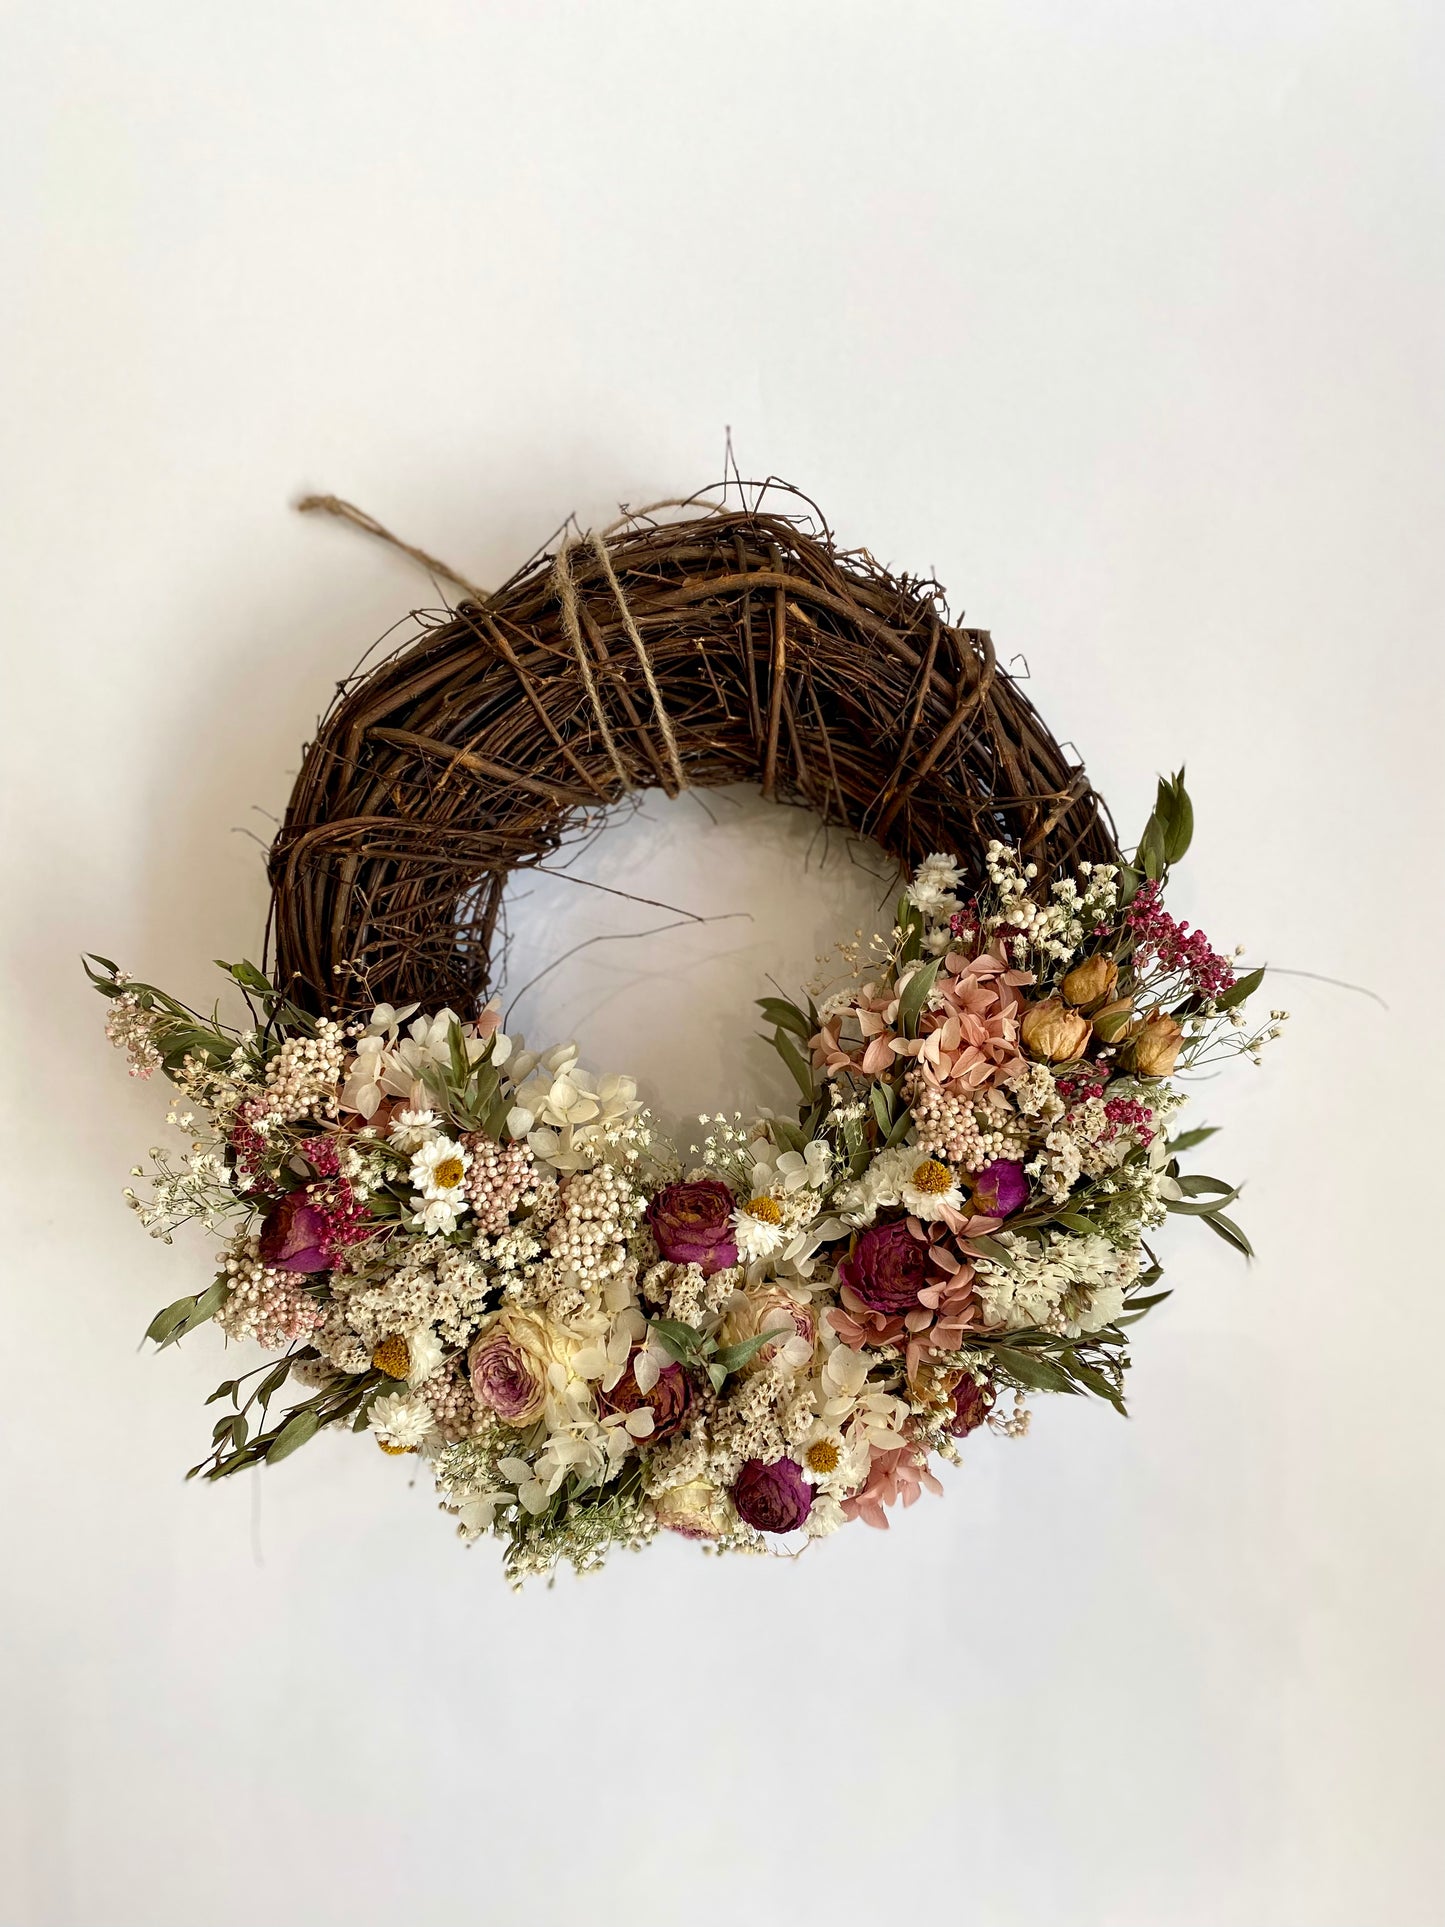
left=1060, top=955, right=1118, bottom=1008
left=1125, top=1011, right=1184, bottom=1076
left=371, top=1334, right=411, bottom=1380
left=1091, top=996, right=1136, bottom=1045
left=1020, top=996, right=1093, bottom=1063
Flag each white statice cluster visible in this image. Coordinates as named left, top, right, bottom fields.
left=973, top=1232, right=1139, bottom=1338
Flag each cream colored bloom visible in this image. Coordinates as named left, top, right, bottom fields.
left=368, top=1390, right=437, bottom=1451
left=389, top=1107, right=439, bottom=1153
left=899, top=1156, right=964, bottom=1220
left=506, top=1046, right=641, bottom=1173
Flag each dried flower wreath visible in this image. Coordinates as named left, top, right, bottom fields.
left=91, top=485, right=1281, bottom=1582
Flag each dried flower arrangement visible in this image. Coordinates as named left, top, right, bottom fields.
left=91, top=485, right=1281, bottom=1582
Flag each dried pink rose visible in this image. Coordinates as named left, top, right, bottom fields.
left=731, top=1456, right=814, bottom=1534
left=597, top=1353, right=693, bottom=1443
left=970, top=1158, right=1028, bottom=1218
left=645, top=1180, right=739, bottom=1274
left=257, top=1191, right=331, bottom=1273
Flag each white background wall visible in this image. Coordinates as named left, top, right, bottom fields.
left=3, top=5, right=1443, bottom=1924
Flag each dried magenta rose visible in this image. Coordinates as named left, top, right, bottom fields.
left=949, top=1374, right=995, bottom=1437
left=597, top=1354, right=693, bottom=1443
left=970, top=1158, right=1028, bottom=1218
left=731, top=1455, right=814, bottom=1534
left=837, top=1220, right=931, bottom=1315
left=645, top=1179, right=739, bottom=1275
left=257, top=1191, right=331, bottom=1273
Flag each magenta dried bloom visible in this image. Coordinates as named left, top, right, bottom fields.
left=732, top=1456, right=814, bottom=1534
left=258, top=1191, right=332, bottom=1272
left=837, top=1220, right=931, bottom=1314
left=970, top=1158, right=1028, bottom=1218
left=645, top=1179, right=739, bottom=1274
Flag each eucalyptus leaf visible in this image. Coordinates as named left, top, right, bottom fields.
left=1168, top=1125, right=1219, bottom=1152
left=1161, top=770, right=1194, bottom=864
left=145, top=1296, right=197, bottom=1345
left=1214, top=965, right=1265, bottom=1012
left=713, top=1328, right=786, bottom=1373
left=757, top=996, right=813, bottom=1041
left=770, top=1027, right=815, bottom=1102
left=1165, top=1187, right=1240, bottom=1216
left=993, top=1347, right=1076, bottom=1395
left=266, top=1408, right=322, bottom=1464
left=1203, top=1209, right=1254, bottom=1258
left=896, top=956, right=942, bottom=1038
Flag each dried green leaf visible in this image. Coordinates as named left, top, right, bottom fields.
left=1203, top=1209, right=1254, bottom=1258
left=896, top=956, right=942, bottom=1038
left=266, top=1408, right=321, bottom=1464
left=1214, top=965, right=1266, bottom=1012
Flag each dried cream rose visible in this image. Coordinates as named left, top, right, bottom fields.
left=468, top=1308, right=563, bottom=1427
left=717, top=1283, right=816, bottom=1374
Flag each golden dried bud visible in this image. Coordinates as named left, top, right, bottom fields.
left=1091, top=996, right=1136, bottom=1045
left=1020, top=996, right=1093, bottom=1063
left=1125, top=1011, right=1184, bottom=1077
left=1060, top=955, right=1118, bottom=1008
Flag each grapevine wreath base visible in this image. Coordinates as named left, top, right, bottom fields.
left=92, top=485, right=1281, bottom=1583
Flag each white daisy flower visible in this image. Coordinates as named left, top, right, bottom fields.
left=794, top=1419, right=868, bottom=1490
left=409, top=1134, right=472, bottom=1204
left=899, top=1155, right=963, bottom=1220
left=411, top=1195, right=464, bottom=1237
left=733, top=1195, right=788, bottom=1261
left=403, top=1326, right=445, bottom=1386
left=905, top=852, right=963, bottom=915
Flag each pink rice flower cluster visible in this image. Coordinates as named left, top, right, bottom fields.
left=811, top=946, right=1032, bottom=1093
left=841, top=1441, right=944, bottom=1530
left=464, top=1136, right=537, bottom=1233
left=1126, top=879, right=1235, bottom=1000
left=223, top=1262, right=326, bottom=1349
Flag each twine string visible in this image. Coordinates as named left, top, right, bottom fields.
left=552, top=536, right=633, bottom=795
left=588, top=528, right=689, bottom=793
left=295, top=495, right=490, bottom=602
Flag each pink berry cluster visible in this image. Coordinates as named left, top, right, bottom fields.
left=1125, top=880, right=1235, bottom=1000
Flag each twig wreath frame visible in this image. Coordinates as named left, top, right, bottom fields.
left=269, top=487, right=1121, bottom=1018
left=90, top=482, right=1281, bottom=1582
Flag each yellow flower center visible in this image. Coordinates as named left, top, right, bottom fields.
left=805, top=1438, right=841, bottom=1475
left=745, top=1195, right=784, bottom=1224
left=376, top=1437, right=413, bottom=1456
left=434, top=1157, right=466, bottom=1190
left=909, top=1158, right=954, bottom=1195
left=371, top=1334, right=411, bottom=1379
